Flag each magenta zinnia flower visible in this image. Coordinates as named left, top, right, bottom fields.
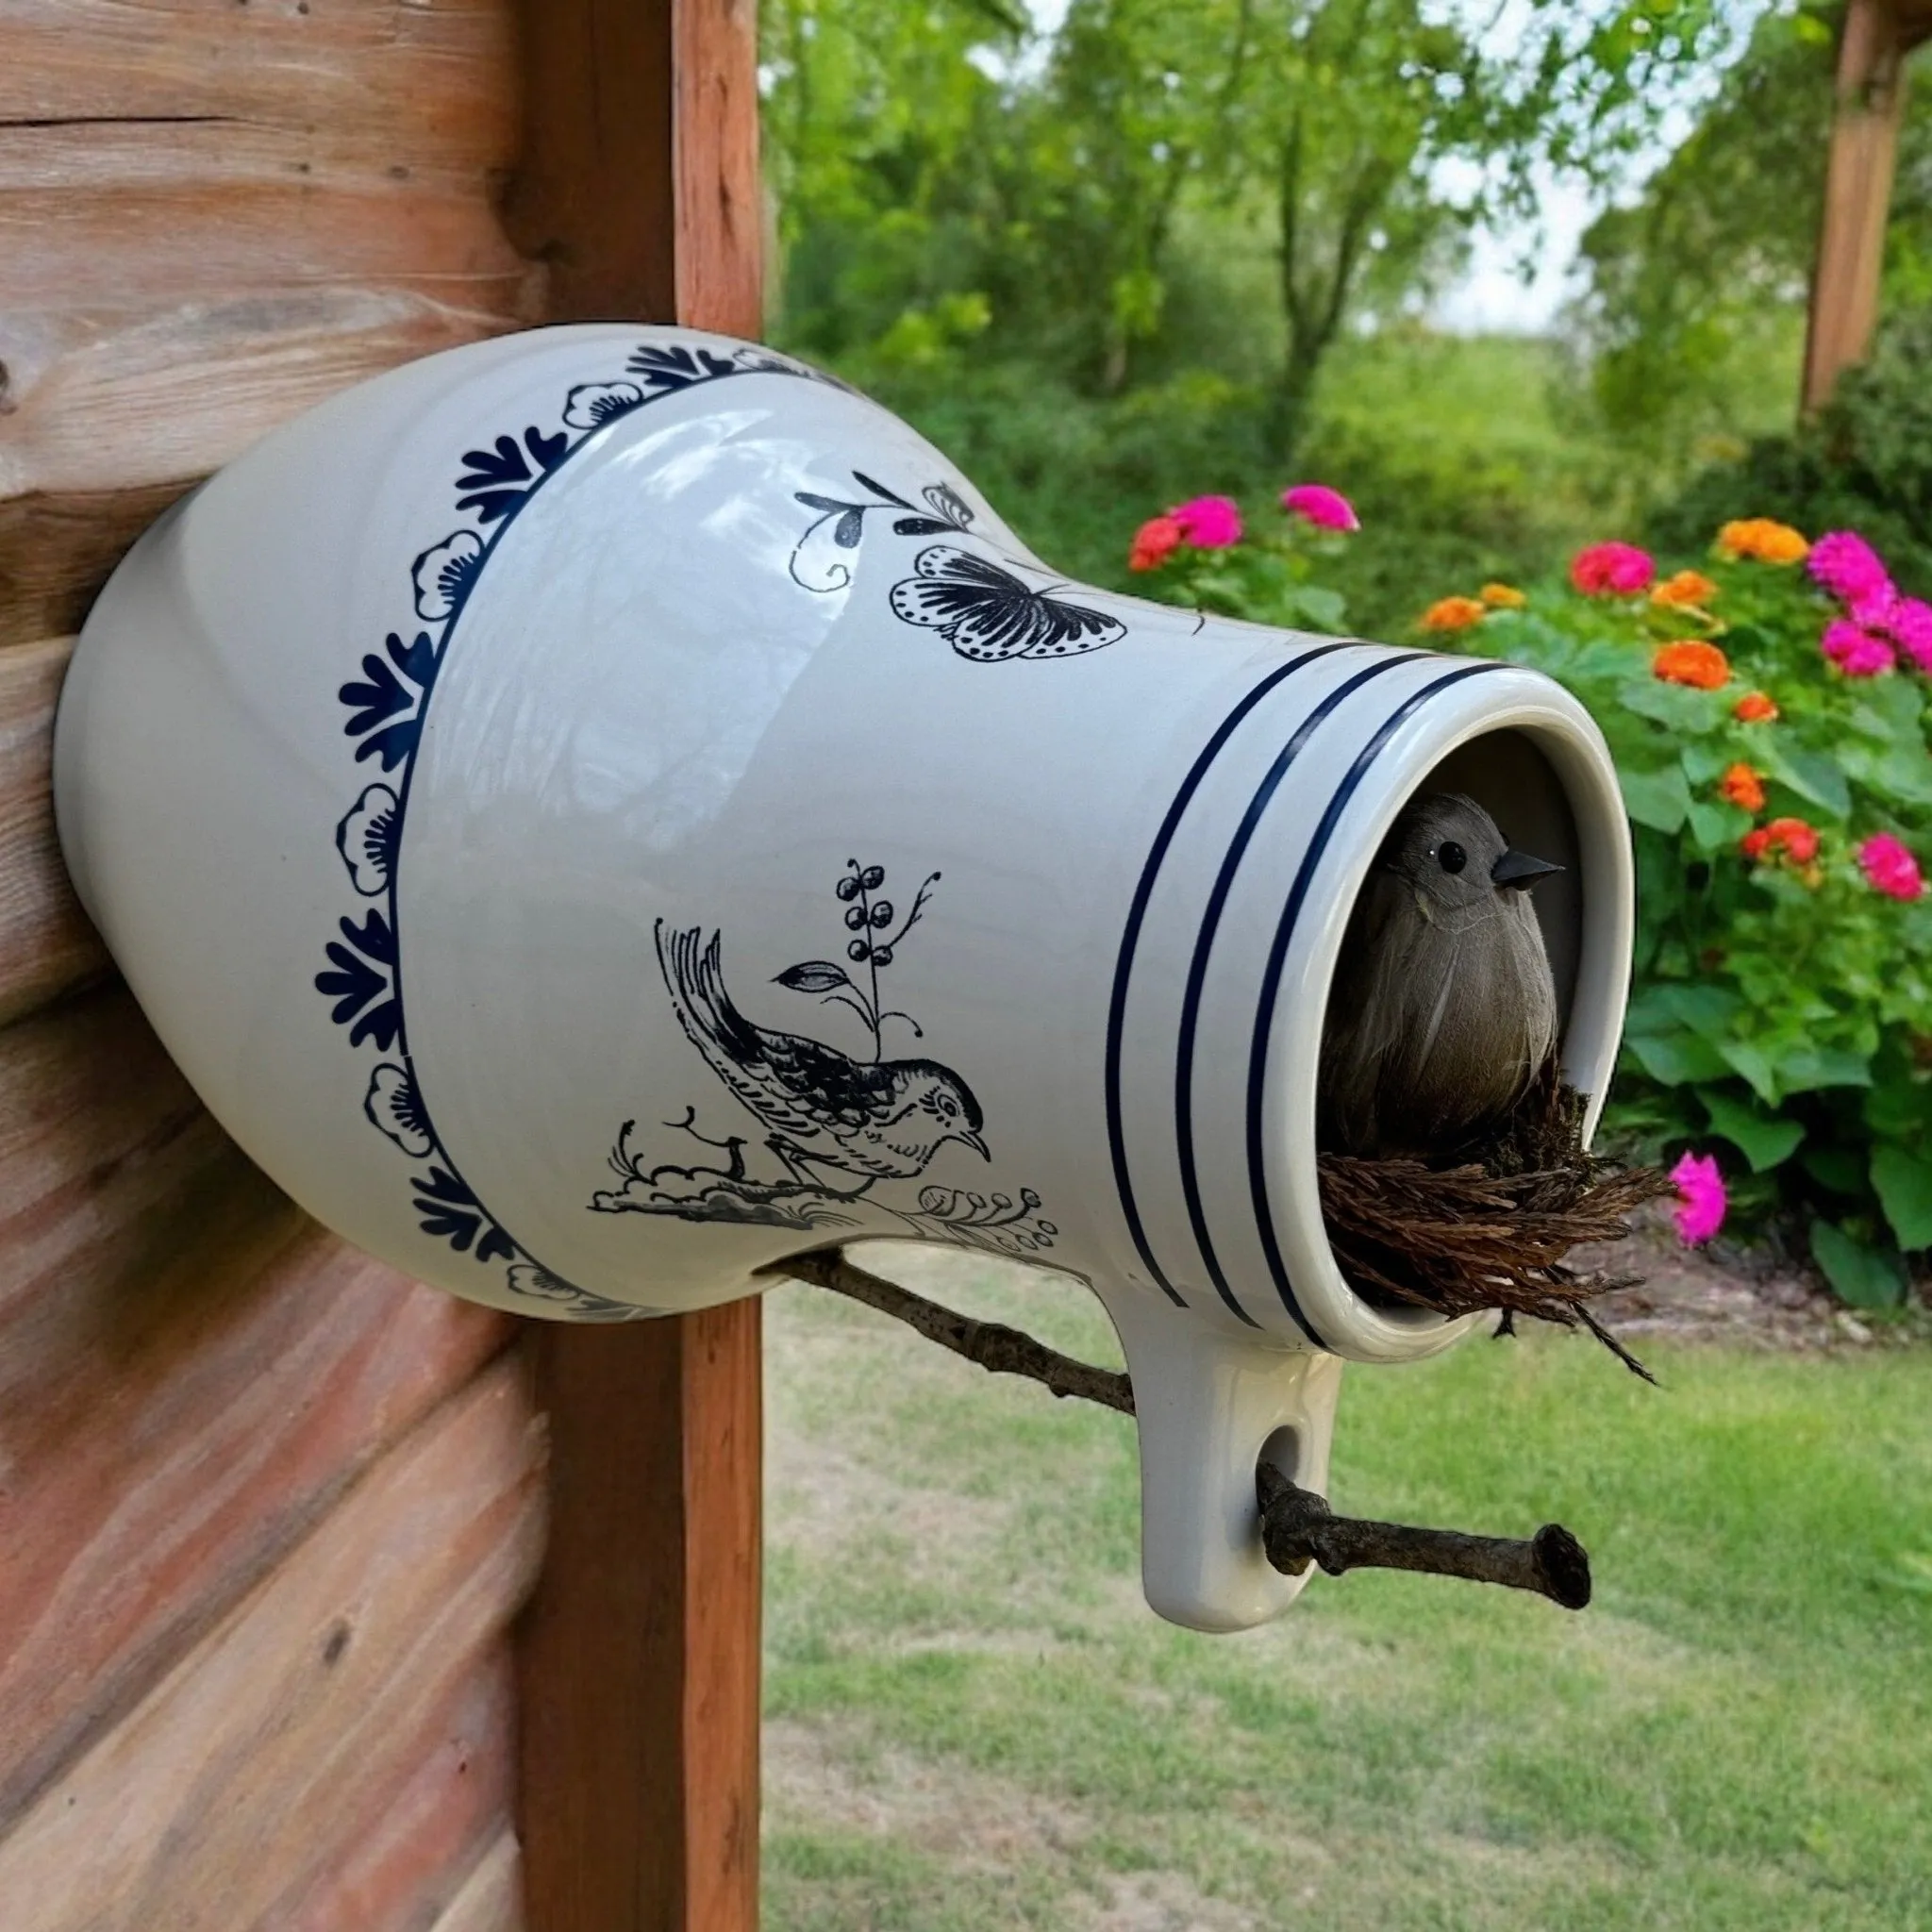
left=1822, top=617, right=1896, bottom=676
left=1858, top=832, right=1924, bottom=901
left=1889, top=596, right=1932, bottom=673
left=1808, top=530, right=1892, bottom=605
left=1670, top=1151, right=1727, bottom=1246
left=1570, top=541, right=1656, bottom=597
left=1170, top=494, right=1243, bottom=549
left=1280, top=483, right=1358, bottom=533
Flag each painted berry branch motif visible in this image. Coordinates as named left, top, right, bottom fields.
left=312, top=336, right=841, bottom=1322
left=590, top=862, right=1057, bottom=1257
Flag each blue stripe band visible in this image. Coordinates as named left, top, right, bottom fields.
left=1243, top=660, right=1507, bottom=1342
left=1173, top=654, right=1420, bottom=1332
left=1102, top=641, right=1356, bottom=1308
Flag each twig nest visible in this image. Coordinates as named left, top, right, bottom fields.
left=1317, top=1058, right=1672, bottom=1377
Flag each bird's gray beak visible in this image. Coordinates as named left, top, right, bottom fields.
left=959, top=1129, right=991, bottom=1159
left=1491, top=847, right=1564, bottom=891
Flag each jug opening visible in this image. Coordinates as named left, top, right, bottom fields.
left=1280, top=695, right=1634, bottom=1367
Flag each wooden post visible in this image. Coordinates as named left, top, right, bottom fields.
left=508, top=5, right=765, bottom=1929
left=1801, top=0, right=1931, bottom=413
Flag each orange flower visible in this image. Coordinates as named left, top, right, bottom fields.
left=1653, top=640, right=1730, bottom=690
left=1715, top=518, right=1808, bottom=565
left=1743, top=817, right=1819, bottom=866
left=1421, top=595, right=1486, bottom=632
left=1719, top=763, right=1765, bottom=812
left=1733, top=691, right=1778, bottom=723
left=1479, top=582, right=1526, bottom=608
left=1652, top=569, right=1719, bottom=609
left=1128, top=514, right=1184, bottom=572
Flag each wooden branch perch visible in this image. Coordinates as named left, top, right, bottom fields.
left=1257, top=1462, right=1591, bottom=1610
left=769, top=1249, right=1595, bottom=1609
left=761, top=1248, right=1136, bottom=1415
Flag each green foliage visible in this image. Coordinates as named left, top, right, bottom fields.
left=1124, top=481, right=1932, bottom=1296
left=1567, top=8, right=1932, bottom=462
left=764, top=0, right=1740, bottom=443
left=1648, top=306, right=1932, bottom=595
left=1448, top=541, right=1932, bottom=1296
left=837, top=331, right=1635, bottom=643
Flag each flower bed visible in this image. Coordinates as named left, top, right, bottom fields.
left=1127, top=489, right=1932, bottom=1307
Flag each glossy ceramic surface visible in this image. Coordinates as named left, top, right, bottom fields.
left=55, top=325, right=1634, bottom=1629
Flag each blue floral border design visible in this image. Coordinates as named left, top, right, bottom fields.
left=314, top=338, right=841, bottom=1321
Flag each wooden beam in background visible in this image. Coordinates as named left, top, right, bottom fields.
left=508, top=4, right=764, bottom=1930
left=1801, top=0, right=1925, bottom=413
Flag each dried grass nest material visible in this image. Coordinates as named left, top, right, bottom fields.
left=1316, top=1058, right=1674, bottom=1379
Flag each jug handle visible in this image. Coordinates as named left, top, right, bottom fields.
left=1097, top=1284, right=1344, bottom=1632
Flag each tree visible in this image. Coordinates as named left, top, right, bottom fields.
left=762, top=0, right=1747, bottom=456
left=1572, top=1, right=1932, bottom=453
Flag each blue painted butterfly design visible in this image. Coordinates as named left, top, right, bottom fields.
left=889, top=546, right=1127, bottom=662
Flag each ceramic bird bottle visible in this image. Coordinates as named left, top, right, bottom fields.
left=54, top=326, right=1634, bottom=1631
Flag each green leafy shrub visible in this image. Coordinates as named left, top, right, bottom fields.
left=1129, top=486, right=1932, bottom=1306
left=1436, top=526, right=1932, bottom=1306
left=1646, top=307, right=1932, bottom=600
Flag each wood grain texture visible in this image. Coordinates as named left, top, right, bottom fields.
left=501, top=0, right=678, bottom=321
left=509, top=6, right=766, bottom=1925
left=674, top=0, right=762, bottom=340
left=0, top=1359, right=544, bottom=1932
left=431, top=1832, right=526, bottom=1932
left=0, top=0, right=519, bottom=156
left=0, top=182, right=535, bottom=312
left=1, top=291, right=529, bottom=501
left=1802, top=0, right=1913, bottom=412
left=0, top=635, right=104, bottom=1023
left=515, top=1298, right=761, bottom=1932
left=0, top=484, right=192, bottom=647
left=0, top=981, right=514, bottom=1819
left=262, top=1651, right=519, bottom=1932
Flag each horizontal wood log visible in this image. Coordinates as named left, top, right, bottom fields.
left=0, top=484, right=193, bottom=647
left=0, top=1357, right=544, bottom=1932
left=0, top=980, right=224, bottom=1341
left=0, top=982, right=515, bottom=1818
left=430, top=1832, right=525, bottom=1932
left=0, top=634, right=104, bottom=1024
left=0, top=0, right=517, bottom=158
left=263, top=1651, right=518, bottom=1932
left=0, top=182, right=536, bottom=312
left=1, top=289, right=528, bottom=501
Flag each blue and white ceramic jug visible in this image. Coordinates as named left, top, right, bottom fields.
left=55, top=327, right=1633, bottom=1630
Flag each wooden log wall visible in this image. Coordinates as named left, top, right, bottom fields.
left=1, top=2, right=564, bottom=1924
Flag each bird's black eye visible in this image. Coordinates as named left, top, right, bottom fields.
left=1437, top=841, right=1467, bottom=874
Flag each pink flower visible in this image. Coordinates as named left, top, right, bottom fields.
left=1808, top=530, right=1892, bottom=605
left=1280, top=484, right=1359, bottom=533
left=1170, top=495, right=1243, bottom=549
left=1858, top=832, right=1924, bottom=901
left=1570, top=541, right=1656, bottom=597
left=1888, top=596, right=1932, bottom=673
left=1822, top=617, right=1897, bottom=676
left=1670, top=1151, right=1727, bottom=1246
left=1849, top=583, right=1901, bottom=630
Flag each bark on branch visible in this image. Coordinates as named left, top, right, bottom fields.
left=767, top=1250, right=1594, bottom=1609
left=761, top=1248, right=1136, bottom=1416
left=1257, top=1462, right=1591, bottom=1610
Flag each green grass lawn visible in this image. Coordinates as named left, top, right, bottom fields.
left=762, top=1248, right=1932, bottom=1930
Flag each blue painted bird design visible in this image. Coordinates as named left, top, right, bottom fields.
left=655, top=923, right=990, bottom=1184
